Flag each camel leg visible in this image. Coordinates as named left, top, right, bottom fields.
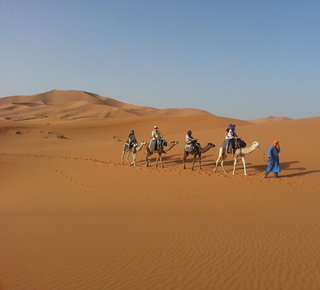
left=155, top=154, right=163, bottom=167
left=146, top=151, right=153, bottom=167
left=155, top=155, right=159, bottom=167
left=191, top=155, right=196, bottom=170
left=159, top=154, right=164, bottom=168
left=221, top=156, right=227, bottom=173
left=214, top=148, right=226, bottom=173
left=131, top=152, right=137, bottom=166
left=232, top=157, right=238, bottom=175
left=183, top=151, right=189, bottom=169
left=214, top=156, right=220, bottom=172
left=215, top=156, right=226, bottom=173
left=121, top=150, right=125, bottom=165
left=199, top=153, right=202, bottom=170
left=125, top=151, right=131, bottom=165
left=241, top=156, right=247, bottom=175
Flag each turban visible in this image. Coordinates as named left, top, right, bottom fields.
left=272, top=140, right=279, bottom=147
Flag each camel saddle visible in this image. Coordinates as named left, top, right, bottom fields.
left=150, top=139, right=167, bottom=150
left=185, top=141, right=200, bottom=153
left=235, top=138, right=246, bottom=149
left=125, top=138, right=138, bottom=150
left=222, top=139, right=246, bottom=154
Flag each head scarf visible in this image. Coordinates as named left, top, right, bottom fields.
left=272, top=140, right=279, bottom=147
left=230, top=124, right=236, bottom=136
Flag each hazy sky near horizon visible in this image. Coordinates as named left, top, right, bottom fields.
left=1, top=0, right=319, bottom=120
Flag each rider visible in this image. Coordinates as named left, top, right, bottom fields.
left=151, top=126, right=163, bottom=151
left=228, top=124, right=238, bottom=156
left=185, top=130, right=198, bottom=150
left=224, top=124, right=232, bottom=154
left=128, top=130, right=137, bottom=148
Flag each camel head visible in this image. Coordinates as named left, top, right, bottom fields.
left=207, top=143, right=215, bottom=148
left=170, top=141, right=179, bottom=145
left=252, top=141, right=260, bottom=149
left=165, top=140, right=179, bottom=151
left=134, top=140, right=147, bottom=152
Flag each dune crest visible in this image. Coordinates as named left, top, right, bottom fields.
left=0, top=89, right=214, bottom=121
left=250, top=116, right=293, bottom=123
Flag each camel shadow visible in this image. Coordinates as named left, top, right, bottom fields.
left=143, top=152, right=181, bottom=165
left=159, top=153, right=183, bottom=165
left=163, top=153, right=215, bottom=169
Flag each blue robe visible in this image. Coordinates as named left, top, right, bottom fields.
left=266, top=145, right=281, bottom=173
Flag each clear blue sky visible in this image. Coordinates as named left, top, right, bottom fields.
left=1, top=0, right=319, bottom=120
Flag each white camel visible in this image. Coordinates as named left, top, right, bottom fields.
left=214, top=141, right=260, bottom=175
left=121, top=141, right=146, bottom=167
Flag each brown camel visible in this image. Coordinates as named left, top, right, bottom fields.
left=183, top=142, right=215, bottom=170
left=214, top=141, right=260, bottom=175
left=121, top=140, right=146, bottom=167
left=145, top=140, right=179, bottom=168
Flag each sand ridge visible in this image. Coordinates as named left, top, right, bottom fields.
left=250, top=116, right=293, bottom=123
left=0, top=90, right=215, bottom=121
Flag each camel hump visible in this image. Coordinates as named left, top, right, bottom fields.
left=185, top=142, right=199, bottom=152
left=125, top=138, right=138, bottom=149
left=235, top=138, right=246, bottom=148
left=149, top=139, right=167, bottom=151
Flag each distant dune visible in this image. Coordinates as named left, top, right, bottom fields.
left=250, top=116, right=293, bottom=123
left=0, top=90, right=214, bottom=121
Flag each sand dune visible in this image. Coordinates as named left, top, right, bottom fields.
left=0, top=90, right=214, bottom=121
left=250, top=116, right=293, bottom=123
left=1, top=91, right=320, bottom=290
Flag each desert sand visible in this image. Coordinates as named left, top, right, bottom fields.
left=1, top=90, right=320, bottom=290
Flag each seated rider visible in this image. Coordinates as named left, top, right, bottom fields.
left=151, top=125, right=164, bottom=151
left=228, top=124, right=238, bottom=156
left=128, top=130, right=137, bottom=148
left=224, top=124, right=232, bottom=154
left=185, top=130, right=198, bottom=150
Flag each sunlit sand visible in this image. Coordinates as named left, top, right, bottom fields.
left=1, top=90, right=320, bottom=289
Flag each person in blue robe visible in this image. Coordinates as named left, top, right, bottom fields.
left=264, top=140, right=281, bottom=178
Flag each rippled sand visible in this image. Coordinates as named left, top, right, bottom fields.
left=1, top=93, right=320, bottom=289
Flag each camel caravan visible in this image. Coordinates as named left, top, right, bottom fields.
left=121, top=124, right=260, bottom=175
left=121, top=127, right=179, bottom=168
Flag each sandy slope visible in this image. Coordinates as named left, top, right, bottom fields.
left=250, top=116, right=293, bottom=123
left=1, top=92, right=320, bottom=290
left=0, top=90, right=214, bottom=121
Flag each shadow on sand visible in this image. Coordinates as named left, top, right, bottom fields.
left=245, top=161, right=320, bottom=177
left=159, top=153, right=215, bottom=169
left=143, top=155, right=319, bottom=178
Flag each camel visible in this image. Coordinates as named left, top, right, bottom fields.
left=214, top=141, right=260, bottom=175
left=145, top=140, right=179, bottom=168
left=121, top=140, right=147, bottom=167
left=183, top=142, right=215, bottom=170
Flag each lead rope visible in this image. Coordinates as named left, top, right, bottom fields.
left=258, top=147, right=268, bottom=162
